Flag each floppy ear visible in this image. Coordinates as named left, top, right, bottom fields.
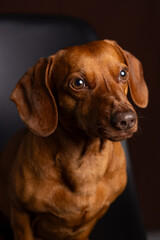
left=10, top=56, right=58, bottom=137
left=104, top=39, right=149, bottom=108
left=124, top=50, right=148, bottom=108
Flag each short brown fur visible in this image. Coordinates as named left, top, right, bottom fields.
left=0, top=40, right=148, bottom=240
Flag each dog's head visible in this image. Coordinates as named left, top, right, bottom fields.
left=11, top=40, right=148, bottom=141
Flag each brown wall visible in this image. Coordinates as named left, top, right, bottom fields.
left=0, top=0, right=160, bottom=231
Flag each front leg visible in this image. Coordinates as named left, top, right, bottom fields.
left=10, top=205, right=34, bottom=240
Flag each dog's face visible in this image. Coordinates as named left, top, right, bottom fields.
left=11, top=40, right=148, bottom=141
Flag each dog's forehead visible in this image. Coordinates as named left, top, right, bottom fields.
left=63, top=41, right=124, bottom=67
left=54, top=41, right=126, bottom=86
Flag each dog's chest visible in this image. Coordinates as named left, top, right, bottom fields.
left=20, top=141, right=123, bottom=215
left=13, top=140, right=127, bottom=239
left=31, top=179, right=110, bottom=240
left=31, top=168, right=126, bottom=240
left=22, top=154, right=109, bottom=221
left=28, top=162, right=111, bottom=220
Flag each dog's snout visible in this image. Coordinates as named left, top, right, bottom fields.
left=111, top=111, right=137, bottom=130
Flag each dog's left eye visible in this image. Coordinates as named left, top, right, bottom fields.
left=119, top=68, right=129, bottom=82
left=70, top=79, right=86, bottom=90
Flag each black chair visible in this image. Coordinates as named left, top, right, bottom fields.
left=0, top=15, right=146, bottom=240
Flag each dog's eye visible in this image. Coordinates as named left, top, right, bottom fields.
left=119, top=68, right=129, bottom=82
left=70, top=79, right=86, bottom=90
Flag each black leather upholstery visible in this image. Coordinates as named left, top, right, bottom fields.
left=0, top=15, right=146, bottom=240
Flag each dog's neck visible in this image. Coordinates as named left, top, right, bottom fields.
left=49, top=125, right=114, bottom=193
left=29, top=125, right=114, bottom=194
left=54, top=124, right=108, bottom=157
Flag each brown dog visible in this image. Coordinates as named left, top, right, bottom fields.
left=0, top=40, right=148, bottom=240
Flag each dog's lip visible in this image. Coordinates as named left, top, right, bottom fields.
left=97, top=125, right=137, bottom=141
left=109, top=132, right=133, bottom=141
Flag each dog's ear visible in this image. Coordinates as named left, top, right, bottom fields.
left=10, top=56, right=58, bottom=137
left=104, top=40, right=149, bottom=108
left=124, top=50, right=148, bottom=108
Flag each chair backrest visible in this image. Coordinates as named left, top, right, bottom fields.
left=0, top=15, right=146, bottom=240
left=0, top=15, right=98, bottom=150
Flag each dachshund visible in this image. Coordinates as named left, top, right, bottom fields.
left=0, top=40, right=148, bottom=240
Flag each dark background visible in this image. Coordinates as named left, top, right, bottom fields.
left=0, top=0, right=160, bottom=232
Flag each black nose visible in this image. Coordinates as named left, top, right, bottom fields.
left=111, top=111, right=137, bottom=130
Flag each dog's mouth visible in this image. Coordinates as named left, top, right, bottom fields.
left=108, top=131, right=134, bottom=141
left=97, top=123, right=137, bottom=141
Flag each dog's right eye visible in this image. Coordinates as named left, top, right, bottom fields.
left=70, top=79, right=86, bottom=90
